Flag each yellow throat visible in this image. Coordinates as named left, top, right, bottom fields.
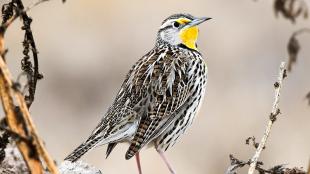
left=179, top=26, right=199, bottom=50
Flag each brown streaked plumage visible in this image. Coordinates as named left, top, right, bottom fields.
left=65, top=13, right=211, bottom=174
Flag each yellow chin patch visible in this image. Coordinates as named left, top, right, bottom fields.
left=179, top=26, right=199, bottom=50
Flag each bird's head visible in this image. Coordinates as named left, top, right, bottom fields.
left=157, top=13, right=211, bottom=51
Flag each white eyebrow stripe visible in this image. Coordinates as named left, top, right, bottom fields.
left=160, top=19, right=175, bottom=29
left=159, top=17, right=192, bottom=29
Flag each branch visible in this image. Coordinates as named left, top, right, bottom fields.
left=1, top=0, right=53, bottom=107
left=0, top=0, right=50, bottom=35
left=14, top=0, right=41, bottom=108
left=0, top=15, right=58, bottom=174
left=248, top=62, right=287, bottom=174
left=0, top=62, right=44, bottom=173
left=0, top=56, right=59, bottom=173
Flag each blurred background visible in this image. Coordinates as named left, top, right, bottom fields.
left=1, top=0, right=310, bottom=173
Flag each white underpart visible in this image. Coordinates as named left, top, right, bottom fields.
left=95, top=121, right=139, bottom=147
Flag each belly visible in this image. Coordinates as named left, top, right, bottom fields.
left=154, top=86, right=206, bottom=151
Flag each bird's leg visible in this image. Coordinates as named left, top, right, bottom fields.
left=135, top=152, right=142, bottom=174
left=156, top=148, right=176, bottom=174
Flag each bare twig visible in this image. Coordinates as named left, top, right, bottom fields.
left=16, top=91, right=59, bottom=174
left=1, top=0, right=53, bottom=108
left=226, top=154, right=306, bottom=173
left=248, top=62, right=287, bottom=174
left=0, top=11, right=58, bottom=173
left=0, top=67, right=44, bottom=173
left=226, top=154, right=250, bottom=174
left=14, top=0, right=41, bottom=108
left=0, top=54, right=59, bottom=173
left=0, top=0, right=52, bottom=35
left=245, top=136, right=263, bottom=149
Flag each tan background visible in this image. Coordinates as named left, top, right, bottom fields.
left=1, top=0, right=310, bottom=173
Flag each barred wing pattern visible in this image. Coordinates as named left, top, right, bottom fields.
left=65, top=44, right=207, bottom=162
left=124, top=44, right=206, bottom=159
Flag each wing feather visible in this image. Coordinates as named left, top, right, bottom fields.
left=124, top=46, right=194, bottom=159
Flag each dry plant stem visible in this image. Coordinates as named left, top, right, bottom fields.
left=0, top=75, right=44, bottom=174
left=0, top=0, right=50, bottom=108
left=0, top=57, right=59, bottom=174
left=15, top=0, right=39, bottom=108
left=0, top=0, right=49, bottom=34
left=0, top=34, right=58, bottom=173
left=248, top=62, right=286, bottom=174
left=16, top=92, right=59, bottom=174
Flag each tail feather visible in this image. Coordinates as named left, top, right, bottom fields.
left=106, top=143, right=117, bottom=159
left=125, top=128, right=146, bottom=160
left=125, top=119, right=153, bottom=160
left=64, top=139, right=99, bottom=162
left=65, top=117, right=138, bottom=161
left=125, top=143, right=139, bottom=160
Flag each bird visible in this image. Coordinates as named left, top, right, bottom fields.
left=64, top=13, right=211, bottom=174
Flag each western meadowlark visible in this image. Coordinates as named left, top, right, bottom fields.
left=65, top=13, right=210, bottom=174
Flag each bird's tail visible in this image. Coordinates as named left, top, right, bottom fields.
left=64, top=138, right=99, bottom=162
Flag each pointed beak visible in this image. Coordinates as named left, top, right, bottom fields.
left=186, top=17, right=212, bottom=28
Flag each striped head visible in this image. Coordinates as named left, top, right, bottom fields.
left=157, top=13, right=211, bottom=50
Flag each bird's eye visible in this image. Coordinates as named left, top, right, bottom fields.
left=173, top=21, right=180, bottom=28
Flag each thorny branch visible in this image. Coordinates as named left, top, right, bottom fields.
left=229, top=1, right=310, bottom=173
left=15, top=0, right=42, bottom=108
left=272, top=0, right=310, bottom=105
left=1, top=0, right=46, bottom=108
left=245, top=136, right=264, bottom=150
left=248, top=62, right=286, bottom=174
left=226, top=62, right=294, bottom=174
left=0, top=0, right=60, bottom=173
left=227, top=154, right=306, bottom=174
left=0, top=43, right=59, bottom=173
left=0, top=0, right=50, bottom=36
left=0, top=61, right=44, bottom=173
